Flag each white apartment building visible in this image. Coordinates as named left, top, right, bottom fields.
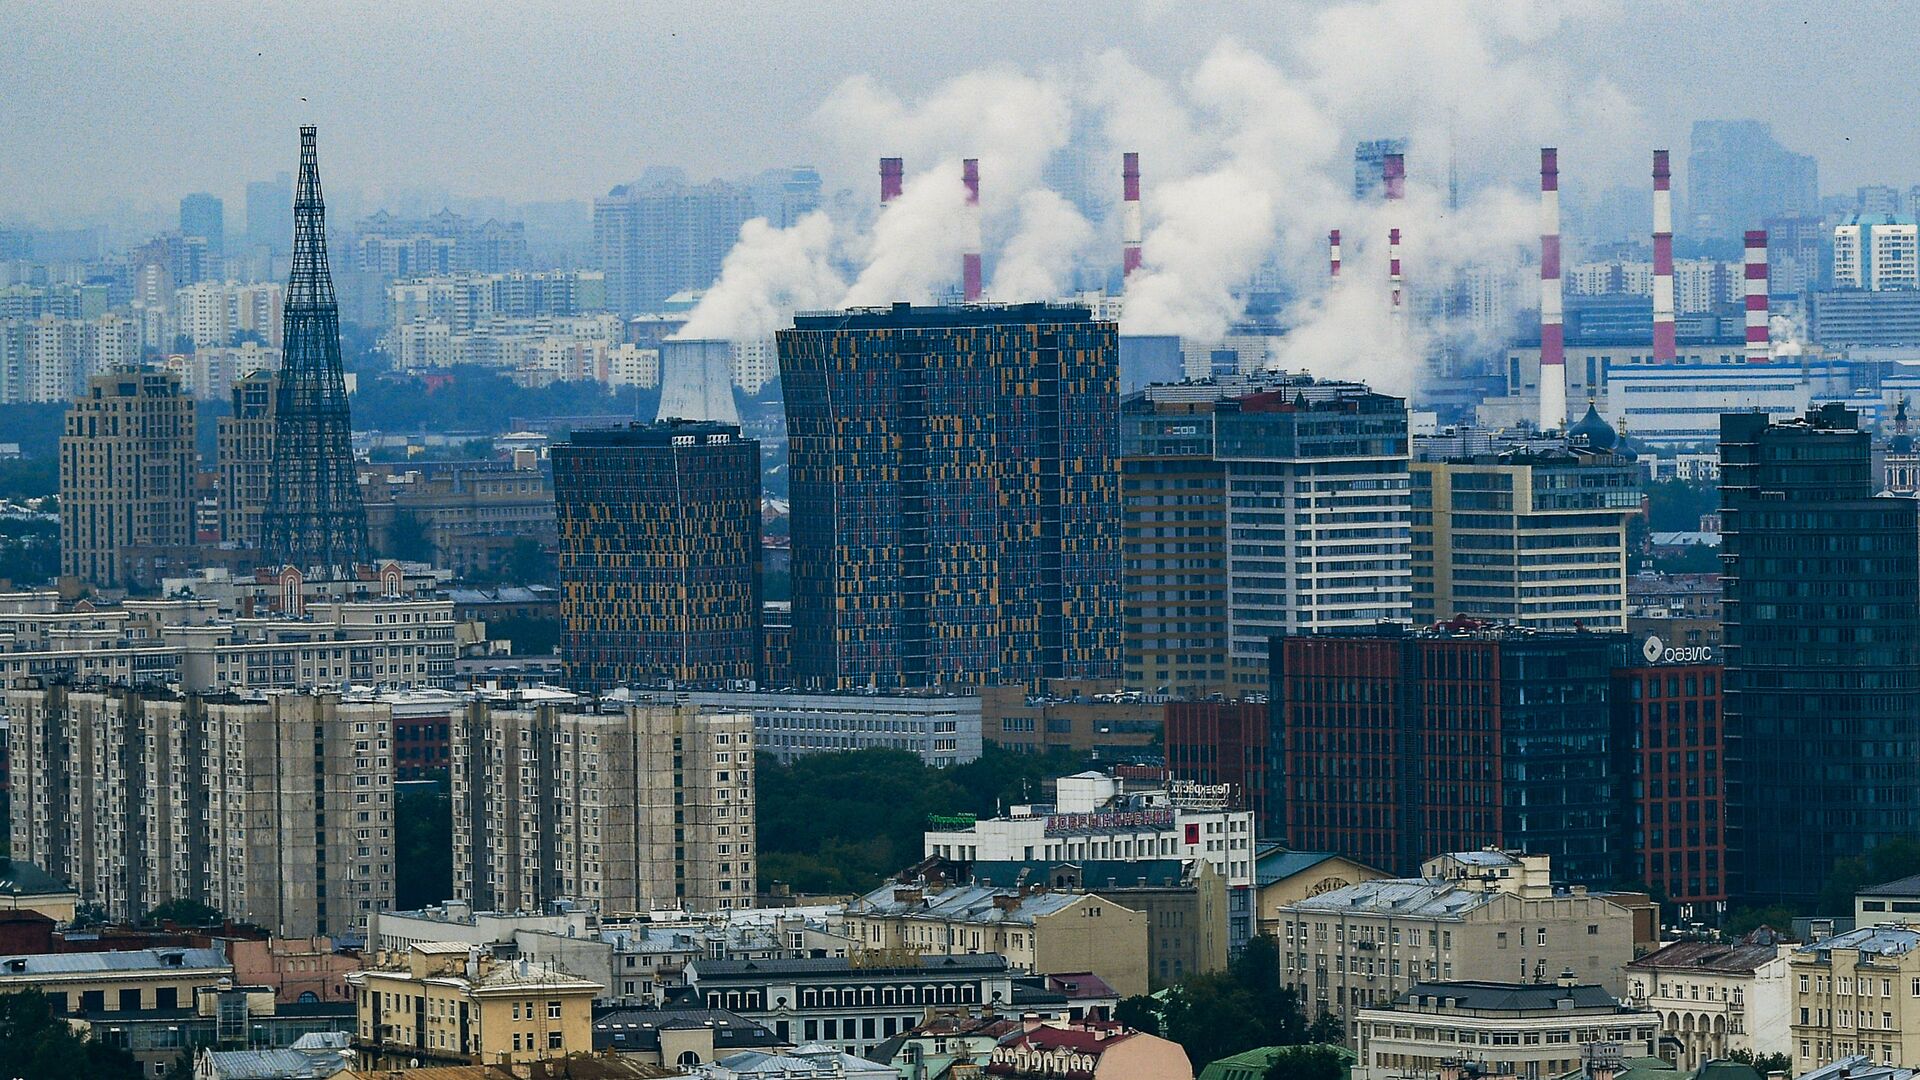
left=0, top=586, right=457, bottom=692
left=678, top=689, right=983, bottom=766
left=451, top=692, right=756, bottom=916
left=922, top=770, right=1257, bottom=891
left=729, top=338, right=777, bottom=394
left=1626, top=932, right=1793, bottom=1069
left=1354, top=981, right=1661, bottom=1080
left=4, top=687, right=395, bottom=935
left=1835, top=215, right=1919, bottom=291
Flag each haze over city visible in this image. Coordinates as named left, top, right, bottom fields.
left=8, top=4, right=1920, bottom=1080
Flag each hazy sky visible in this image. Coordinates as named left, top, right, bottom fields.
left=2, top=0, right=1911, bottom=226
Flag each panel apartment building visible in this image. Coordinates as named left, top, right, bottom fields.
left=4, top=686, right=395, bottom=935
left=452, top=692, right=755, bottom=914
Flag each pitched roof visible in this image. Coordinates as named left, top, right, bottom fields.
left=848, top=882, right=1093, bottom=926
left=1287, top=878, right=1496, bottom=919
left=1860, top=873, right=1920, bottom=898
left=0, top=946, right=229, bottom=976
left=691, top=953, right=1009, bottom=979
left=1627, top=938, right=1783, bottom=974
left=204, top=1048, right=349, bottom=1080
left=0, top=858, right=74, bottom=897
left=1254, top=850, right=1342, bottom=886
left=1798, top=925, right=1920, bottom=957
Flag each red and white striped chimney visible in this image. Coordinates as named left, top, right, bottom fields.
left=1539, top=147, right=1566, bottom=431
left=880, top=157, right=903, bottom=205
left=1388, top=227, right=1403, bottom=315
left=1652, top=150, right=1676, bottom=364
left=1329, top=229, right=1342, bottom=279
left=962, top=158, right=983, bottom=302
left=1122, top=152, right=1143, bottom=282
left=1745, top=230, right=1770, bottom=363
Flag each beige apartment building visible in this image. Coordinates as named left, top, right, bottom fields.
left=1626, top=931, right=1792, bottom=1069
left=451, top=693, right=755, bottom=915
left=59, top=368, right=198, bottom=588
left=216, top=369, right=277, bottom=548
left=0, top=946, right=232, bottom=1015
left=1275, top=853, right=1637, bottom=1037
left=4, top=685, right=395, bottom=935
left=844, top=881, right=1152, bottom=997
left=1788, top=925, right=1920, bottom=1071
left=348, top=942, right=601, bottom=1068
left=1354, top=981, right=1660, bottom=1080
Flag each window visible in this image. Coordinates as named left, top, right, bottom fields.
left=548, top=1001, right=562, bottom=1019
left=548, top=1032, right=564, bottom=1049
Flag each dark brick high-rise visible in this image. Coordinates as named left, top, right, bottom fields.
left=777, top=303, right=1121, bottom=691
left=1272, top=625, right=1622, bottom=887
left=552, top=420, right=762, bottom=691
left=1721, top=403, right=1920, bottom=905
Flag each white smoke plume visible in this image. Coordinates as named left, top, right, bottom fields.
left=988, top=190, right=1096, bottom=302
left=675, top=211, right=844, bottom=340
left=684, top=0, right=1643, bottom=398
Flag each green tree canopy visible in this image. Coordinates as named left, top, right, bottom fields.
left=142, top=898, right=223, bottom=927
left=0, top=989, right=144, bottom=1080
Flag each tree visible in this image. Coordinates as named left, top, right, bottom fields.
left=1724, top=904, right=1800, bottom=939
left=1266, top=1044, right=1351, bottom=1080
left=1819, top=836, right=1920, bottom=915
left=1305, top=1012, right=1344, bottom=1045
left=142, top=897, right=223, bottom=927
left=0, top=988, right=144, bottom=1080
left=396, top=776, right=453, bottom=909
left=1158, top=935, right=1313, bottom=1068
left=1114, top=994, right=1161, bottom=1037
left=386, top=510, right=436, bottom=563
left=1727, top=1050, right=1792, bottom=1076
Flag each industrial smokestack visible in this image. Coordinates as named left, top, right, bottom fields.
left=1538, top=148, right=1566, bottom=432
left=1383, top=153, right=1406, bottom=202
left=1328, top=229, right=1342, bottom=279
left=1745, top=230, right=1770, bottom=363
left=1122, top=152, right=1143, bottom=282
left=962, top=158, right=982, bottom=302
left=880, top=157, right=903, bottom=205
left=1652, top=150, right=1676, bottom=364
left=1388, top=227, right=1403, bottom=316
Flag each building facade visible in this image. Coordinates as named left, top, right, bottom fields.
left=1276, top=854, right=1638, bottom=1037
left=1272, top=626, right=1623, bottom=886
left=778, top=304, right=1122, bottom=692
left=1164, top=699, right=1270, bottom=830
left=348, top=942, right=602, bottom=1068
left=4, top=687, right=394, bottom=935
left=678, top=689, right=983, bottom=766
left=593, top=175, right=755, bottom=314
left=1123, top=377, right=1412, bottom=690
left=1353, top=981, right=1660, bottom=1080
left=1611, top=652, right=1727, bottom=907
left=1721, top=404, right=1920, bottom=905
left=1787, top=926, right=1920, bottom=1071
left=217, top=370, right=277, bottom=550
left=451, top=694, right=756, bottom=913
left=552, top=420, right=763, bottom=691
left=1625, top=932, right=1792, bottom=1069
left=1411, top=420, right=1640, bottom=631
left=60, top=368, right=198, bottom=588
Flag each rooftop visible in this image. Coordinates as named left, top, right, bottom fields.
left=559, top=419, right=745, bottom=449
left=1798, top=925, right=1920, bottom=958
left=0, top=946, right=229, bottom=976
left=690, top=954, right=1009, bottom=980
left=790, top=302, right=1096, bottom=331
left=1627, top=933, right=1786, bottom=975
left=1383, top=980, right=1625, bottom=1014
left=591, top=1007, right=778, bottom=1054
left=1859, top=873, right=1920, bottom=899
left=0, top=858, right=73, bottom=898
left=1286, top=878, right=1495, bottom=920
left=848, top=882, right=1092, bottom=926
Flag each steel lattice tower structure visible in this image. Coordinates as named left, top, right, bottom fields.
left=260, top=125, right=370, bottom=573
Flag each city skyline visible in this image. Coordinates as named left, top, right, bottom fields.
left=2, top=1, right=1915, bottom=227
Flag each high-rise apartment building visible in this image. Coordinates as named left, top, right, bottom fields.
left=593, top=172, right=755, bottom=313
left=1354, top=138, right=1409, bottom=200
left=778, top=303, right=1122, bottom=691
left=59, top=369, right=198, bottom=588
left=1123, top=376, right=1411, bottom=690
left=1410, top=413, right=1640, bottom=631
left=1832, top=214, right=1919, bottom=291
left=1721, top=404, right=1920, bottom=905
left=1687, top=121, right=1818, bottom=245
left=1272, top=625, right=1623, bottom=886
left=217, top=371, right=277, bottom=549
left=4, top=686, right=395, bottom=936
left=450, top=695, right=755, bottom=912
left=179, top=193, right=225, bottom=260
left=551, top=420, right=762, bottom=691
left=245, top=173, right=293, bottom=253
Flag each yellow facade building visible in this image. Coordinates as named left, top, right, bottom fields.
left=347, top=941, right=602, bottom=1068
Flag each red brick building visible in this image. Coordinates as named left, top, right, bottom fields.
left=1611, top=656, right=1726, bottom=906
left=1163, top=700, right=1270, bottom=829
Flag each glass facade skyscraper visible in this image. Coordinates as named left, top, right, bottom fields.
left=552, top=420, right=763, bottom=691
left=1720, top=403, right=1920, bottom=905
left=776, top=303, right=1122, bottom=691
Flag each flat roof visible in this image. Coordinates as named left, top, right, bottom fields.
left=789, top=302, right=1096, bottom=331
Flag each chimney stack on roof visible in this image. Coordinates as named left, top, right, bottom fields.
left=962, top=158, right=983, bottom=302
left=1652, top=150, right=1676, bottom=364
left=1745, top=230, right=1771, bottom=363
left=1122, top=152, right=1143, bottom=282
left=1538, top=147, right=1566, bottom=432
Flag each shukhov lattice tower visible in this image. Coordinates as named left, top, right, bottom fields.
left=260, top=125, right=370, bottom=572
